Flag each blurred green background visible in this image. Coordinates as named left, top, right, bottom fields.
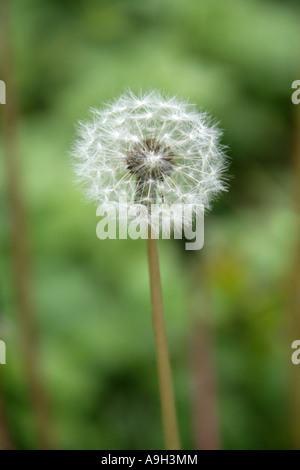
left=0, top=0, right=300, bottom=450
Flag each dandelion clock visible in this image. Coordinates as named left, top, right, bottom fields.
left=71, top=90, right=227, bottom=449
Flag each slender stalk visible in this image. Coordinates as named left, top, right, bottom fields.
left=0, top=0, right=52, bottom=449
left=146, top=230, right=180, bottom=450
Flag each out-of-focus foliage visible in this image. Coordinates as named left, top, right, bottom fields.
left=0, top=0, right=299, bottom=449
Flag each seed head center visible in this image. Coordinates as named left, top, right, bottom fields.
left=126, top=138, right=175, bottom=183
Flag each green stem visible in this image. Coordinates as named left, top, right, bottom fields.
left=147, top=229, right=181, bottom=450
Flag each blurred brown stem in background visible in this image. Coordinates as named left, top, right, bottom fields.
left=289, top=95, right=300, bottom=450
left=0, top=0, right=52, bottom=449
left=189, top=259, right=220, bottom=450
left=0, top=371, right=15, bottom=450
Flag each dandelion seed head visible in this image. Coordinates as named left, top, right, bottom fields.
left=72, top=90, right=228, bottom=229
